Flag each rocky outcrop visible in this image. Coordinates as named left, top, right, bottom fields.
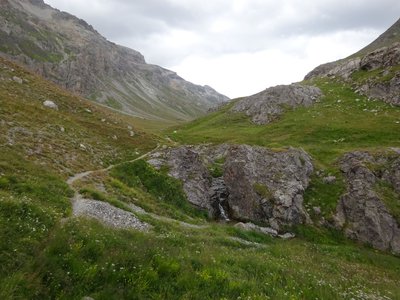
left=148, top=144, right=313, bottom=230
left=0, top=0, right=229, bottom=121
left=357, top=71, right=400, bottom=106
left=230, top=84, right=322, bottom=125
left=305, top=37, right=400, bottom=106
left=223, top=145, right=313, bottom=230
left=334, top=151, right=400, bottom=254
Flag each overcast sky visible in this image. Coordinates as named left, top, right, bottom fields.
left=45, top=0, right=400, bottom=98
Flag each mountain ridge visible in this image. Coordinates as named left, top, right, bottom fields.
left=0, top=0, right=229, bottom=122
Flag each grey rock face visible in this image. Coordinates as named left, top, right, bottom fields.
left=224, top=145, right=313, bottom=230
left=334, top=151, right=400, bottom=254
left=0, top=0, right=229, bottom=121
left=161, top=146, right=213, bottom=210
left=231, top=84, right=322, bottom=125
left=148, top=144, right=313, bottom=230
left=358, top=72, right=400, bottom=106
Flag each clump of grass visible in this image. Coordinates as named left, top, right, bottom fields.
left=253, top=183, right=273, bottom=199
left=208, top=163, right=223, bottom=178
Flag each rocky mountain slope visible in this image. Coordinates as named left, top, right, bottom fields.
left=0, top=0, right=229, bottom=122
left=169, top=18, right=400, bottom=256
left=2, top=54, right=400, bottom=299
left=305, top=18, right=400, bottom=106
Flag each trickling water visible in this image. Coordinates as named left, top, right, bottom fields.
left=219, top=203, right=230, bottom=221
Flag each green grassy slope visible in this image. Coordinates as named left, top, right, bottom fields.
left=1, top=57, right=400, bottom=299
left=169, top=77, right=400, bottom=220
left=0, top=57, right=159, bottom=176
left=170, top=78, right=400, bottom=167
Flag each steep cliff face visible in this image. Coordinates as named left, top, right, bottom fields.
left=148, top=144, right=313, bottom=231
left=0, top=0, right=229, bottom=121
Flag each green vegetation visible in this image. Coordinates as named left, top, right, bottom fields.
left=170, top=78, right=400, bottom=168
left=111, top=160, right=207, bottom=219
left=0, top=57, right=158, bottom=175
left=1, top=43, right=400, bottom=299
left=303, top=171, right=345, bottom=220
left=208, top=158, right=225, bottom=178
left=253, top=183, right=273, bottom=200
left=105, top=97, right=123, bottom=110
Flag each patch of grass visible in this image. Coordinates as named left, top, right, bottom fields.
left=253, top=183, right=273, bottom=200
left=110, top=160, right=207, bottom=219
left=105, top=97, right=123, bottom=110
left=303, top=171, right=346, bottom=220
left=0, top=151, right=72, bottom=292
left=208, top=162, right=224, bottom=178
left=6, top=218, right=398, bottom=300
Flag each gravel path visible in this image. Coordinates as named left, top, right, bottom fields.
left=67, top=145, right=161, bottom=186
left=66, top=145, right=161, bottom=230
left=73, top=196, right=150, bottom=231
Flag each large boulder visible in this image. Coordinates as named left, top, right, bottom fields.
left=230, top=84, right=322, bottom=125
left=223, top=145, right=313, bottom=230
left=148, top=144, right=313, bottom=230
left=334, top=151, right=400, bottom=254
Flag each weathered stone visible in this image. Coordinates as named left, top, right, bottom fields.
left=234, top=222, right=278, bottom=237
left=313, top=206, right=322, bottom=215
left=224, top=145, right=313, bottom=230
left=12, top=76, right=23, bottom=84
left=334, top=151, right=400, bottom=254
left=322, top=176, right=336, bottom=184
left=231, top=84, right=322, bottom=125
left=43, top=100, right=58, bottom=110
left=156, top=146, right=212, bottom=210
left=278, top=232, right=296, bottom=239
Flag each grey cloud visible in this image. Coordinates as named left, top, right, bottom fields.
left=45, top=0, right=400, bottom=96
